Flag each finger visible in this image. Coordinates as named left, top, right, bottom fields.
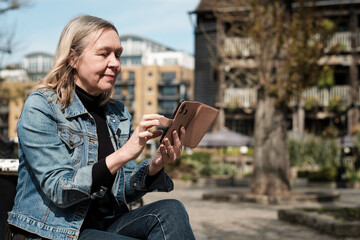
left=139, top=119, right=160, bottom=130
left=159, top=144, right=168, bottom=160
left=168, top=147, right=176, bottom=161
left=164, top=138, right=176, bottom=160
left=179, top=126, right=186, bottom=143
left=172, top=130, right=182, bottom=150
left=148, top=130, right=163, bottom=139
left=138, top=130, right=154, bottom=138
left=171, top=133, right=182, bottom=159
left=141, top=114, right=165, bottom=121
left=159, top=116, right=173, bottom=127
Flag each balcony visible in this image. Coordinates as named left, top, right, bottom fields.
left=157, top=93, right=180, bottom=101
left=113, top=94, right=134, bottom=102
left=224, top=88, right=257, bottom=109
left=158, top=80, right=179, bottom=86
left=115, top=79, right=135, bottom=86
left=224, top=32, right=360, bottom=57
left=224, top=37, right=259, bottom=57
left=224, top=85, right=358, bottom=110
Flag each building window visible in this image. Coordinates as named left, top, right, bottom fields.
left=159, top=100, right=177, bottom=112
left=128, top=85, right=134, bottom=96
left=148, top=72, right=153, bottom=78
left=131, top=57, right=141, bottom=65
left=147, top=101, right=152, bottom=107
left=159, top=86, right=177, bottom=96
left=114, top=85, right=122, bottom=95
left=116, top=73, right=122, bottom=82
left=129, top=71, right=135, bottom=81
left=148, top=87, right=152, bottom=93
left=161, top=72, right=176, bottom=84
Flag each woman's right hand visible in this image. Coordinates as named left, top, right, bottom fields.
left=105, top=114, right=172, bottom=174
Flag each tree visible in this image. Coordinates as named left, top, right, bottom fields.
left=209, top=0, right=334, bottom=195
left=0, top=0, right=29, bottom=58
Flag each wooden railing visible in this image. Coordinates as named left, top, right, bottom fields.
left=325, top=32, right=352, bottom=52
left=224, top=32, right=360, bottom=56
left=224, top=85, right=357, bottom=109
left=302, top=86, right=351, bottom=107
left=224, top=88, right=257, bottom=108
left=224, top=37, right=259, bottom=57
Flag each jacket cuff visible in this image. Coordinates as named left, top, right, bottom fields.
left=130, top=158, right=173, bottom=192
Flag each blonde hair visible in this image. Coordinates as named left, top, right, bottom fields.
left=37, top=15, right=118, bottom=108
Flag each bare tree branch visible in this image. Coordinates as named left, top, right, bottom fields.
left=0, top=0, right=21, bottom=14
left=0, top=0, right=30, bottom=59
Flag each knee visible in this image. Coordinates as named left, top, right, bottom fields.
left=156, top=199, right=189, bottom=219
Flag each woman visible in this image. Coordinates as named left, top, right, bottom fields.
left=8, top=15, right=195, bottom=240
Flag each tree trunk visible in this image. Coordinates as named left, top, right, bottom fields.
left=251, top=87, right=291, bottom=195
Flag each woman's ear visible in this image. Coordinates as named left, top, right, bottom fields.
left=68, top=49, right=77, bottom=69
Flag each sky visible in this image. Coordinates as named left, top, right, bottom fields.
left=0, top=0, right=200, bottom=67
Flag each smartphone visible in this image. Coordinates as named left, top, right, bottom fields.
left=160, top=101, right=219, bottom=148
left=159, top=101, right=184, bottom=143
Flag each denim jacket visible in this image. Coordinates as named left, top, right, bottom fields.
left=8, top=89, right=173, bottom=240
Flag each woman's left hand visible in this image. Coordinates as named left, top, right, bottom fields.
left=148, top=126, right=185, bottom=176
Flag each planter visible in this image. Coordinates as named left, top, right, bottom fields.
left=278, top=208, right=360, bottom=238
left=308, top=181, right=337, bottom=189
left=347, top=182, right=360, bottom=189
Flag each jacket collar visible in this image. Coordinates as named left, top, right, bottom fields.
left=64, top=91, right=128, bottom=122
left=64, top=92, right=88, bottom=118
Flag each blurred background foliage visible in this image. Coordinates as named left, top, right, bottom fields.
left=163, top=132, right=360, bottom=184
left=165, top=151, right=239, bottom=180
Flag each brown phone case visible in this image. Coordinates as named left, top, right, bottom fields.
left=160, top=101, right=219, bottom=148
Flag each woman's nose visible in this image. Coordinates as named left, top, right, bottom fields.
left=108, top=53, right=120, bottom=68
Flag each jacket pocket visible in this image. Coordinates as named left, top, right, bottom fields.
left=58, top=126, right=84, bottom=165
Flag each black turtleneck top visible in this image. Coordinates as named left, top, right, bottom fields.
left=76, top=86, right=159, bottom=230
left=75, top=86, right=119, bottom=230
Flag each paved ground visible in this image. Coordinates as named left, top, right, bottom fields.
left=142, top=183, right=360, bottom=240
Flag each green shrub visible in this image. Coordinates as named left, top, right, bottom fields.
left=166, top=151, right=239, bottom=178
left=307, top=166, right=337, bottom=182
left=346, top=170, right=360, bottom=183
left=328, top=96, right=346, bottom=113
left=297, top=170, right=310, bottom=178
left=318, top=65, right=334, bottom=88
left=304, top=97, right=320, bottom=111
left=189, top=151, right=212, bottom=164
left=288, top=135, right=340, bottom=168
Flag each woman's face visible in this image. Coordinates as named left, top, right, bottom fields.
left=73, top=29, right=122, bottom=96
